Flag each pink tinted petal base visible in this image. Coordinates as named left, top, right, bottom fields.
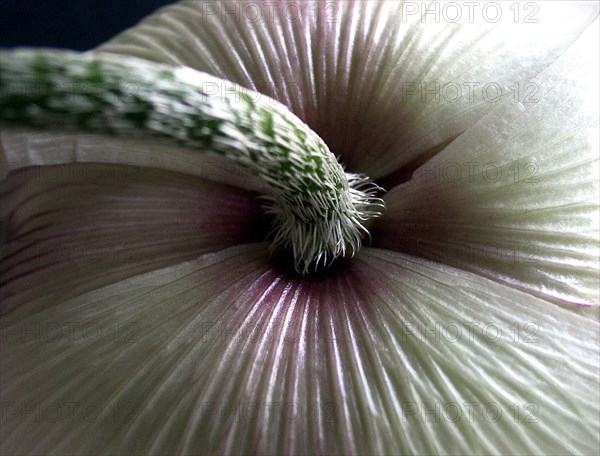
left=1, top=245, right=597, bottom=455
left=0, top=163, right=269, bottom=316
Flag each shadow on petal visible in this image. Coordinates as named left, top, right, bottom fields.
left=0, top=163, right=270, bottom=317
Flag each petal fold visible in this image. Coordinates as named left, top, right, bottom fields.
left=373, top=18, right=600, bottom=306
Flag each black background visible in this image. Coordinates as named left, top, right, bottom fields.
left=0, top=0, right=174, bottom=50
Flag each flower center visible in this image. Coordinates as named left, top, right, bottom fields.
left=0, top=48, right=384, bottom=273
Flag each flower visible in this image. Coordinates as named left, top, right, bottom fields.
left=1, top=1, right=599, bottom=455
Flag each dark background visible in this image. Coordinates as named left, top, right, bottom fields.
left=0, top=0, right=174, bottom=50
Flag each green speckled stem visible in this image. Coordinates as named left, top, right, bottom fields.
left=0, top=48, right=382, bottom=272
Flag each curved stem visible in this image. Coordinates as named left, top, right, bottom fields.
left=0, top=48, right=382, bottom=272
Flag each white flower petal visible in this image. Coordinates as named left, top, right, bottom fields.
left=2, top=245, right=598, bottom=455
left=374, top=18, right=600, bottom=306
left=0, top=163, right=267, bottom=317
left=96, top=0, right=598, bottom=178
left=1, top=130, right=265, bottom=192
